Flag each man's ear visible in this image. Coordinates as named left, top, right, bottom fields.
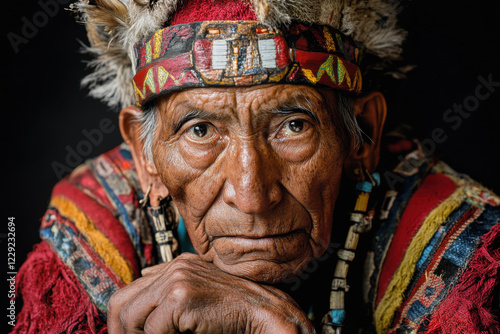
left=344, top=91, right=387, bottom=180
left=119, top=106, right=169, bottom=206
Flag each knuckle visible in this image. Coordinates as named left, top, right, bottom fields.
left=168, top=267, right=190, bottom=282
left=118, top=304, right=133, bottom=327
left=118, top=309, right=130, bottom=330
left=171, top=259, right=191, bottom=270
left=168, top=280, right=191, bottom=304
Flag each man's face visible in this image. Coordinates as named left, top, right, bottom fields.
left=151, top=84, right=347, bottom=283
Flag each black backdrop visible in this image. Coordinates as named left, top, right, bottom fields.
left=2, top=0, right=500, bottom=327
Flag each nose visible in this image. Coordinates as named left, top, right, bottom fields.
left=223, top=139, right=282, bottom=214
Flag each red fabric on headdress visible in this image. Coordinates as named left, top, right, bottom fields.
left=169, top=0, right=257, bottom=26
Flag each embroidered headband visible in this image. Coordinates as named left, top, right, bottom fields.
left=133, top=21, right=364, bottom=106
left=73, top=0, right=406, bottom=109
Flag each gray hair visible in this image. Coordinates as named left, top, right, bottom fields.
left=137, top=102, right=158, bottom=163
left=333, top=90, right=364, bottom=152
left=138, top=91, right=363, bottom=163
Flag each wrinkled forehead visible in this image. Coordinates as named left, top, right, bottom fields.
left=153, top=84, right=338, bottom=127
left=162, top=84, right=327, bottom=110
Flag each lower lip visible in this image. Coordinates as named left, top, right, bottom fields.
left=212, top=230, right=309, bottom=264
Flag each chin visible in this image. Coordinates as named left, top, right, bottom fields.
left=211, top=252, right=315, bottom=284
left=202, top=230, right=315, bottom=283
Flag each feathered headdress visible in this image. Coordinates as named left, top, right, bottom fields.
left=72, top=0, right=407, bottom=109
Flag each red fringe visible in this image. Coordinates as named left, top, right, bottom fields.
left=11, top=242, right=107, bottom=334
left=425, top=221, right=500, bottom=333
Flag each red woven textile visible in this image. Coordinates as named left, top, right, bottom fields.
left=11, top=242, right=107, bottom=334
left=425, top=221, right=500, bottom=333
left=376, top=173, right=458, bottom=305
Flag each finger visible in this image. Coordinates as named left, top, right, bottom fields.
left=119, top=294, right=161, bottom=334
left=141, top=264, right=164, bottom=276
left=143, top=305, right=178, bottom=334
left=143, top=295, right=226, bottom=334
left=107, top=275, right=161, bottom=334
left=260, top=284, right=302, bottom=307
left=141, top=261, right=211, bottom=333
left=116, top=269, right=183, bottom=333
left=141, top=253, right=200, bottom=277
left=109, top=256, right=199, bottom=333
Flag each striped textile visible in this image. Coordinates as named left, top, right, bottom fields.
left=40, top=143, right=154, bottom=314
left=366, top=146, right=500, bottom=333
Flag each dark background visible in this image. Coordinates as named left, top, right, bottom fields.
left=2, top=0, right=500, bottom=327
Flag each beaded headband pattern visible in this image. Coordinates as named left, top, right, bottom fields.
left=133, top=21, right=364, bottom=106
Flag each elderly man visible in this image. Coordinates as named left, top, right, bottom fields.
left=12, top=0, right=500, bottom=333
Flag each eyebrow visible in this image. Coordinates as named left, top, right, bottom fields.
left=171, top=97, right=320, bottom=133
left=173, top=109, right=228, bottom=133
left=269, top=104, right=320, bottom=123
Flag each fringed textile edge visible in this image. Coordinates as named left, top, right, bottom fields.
left=11, top=241, right=107, bottom=333
left=424, top=213, right=500, bottom=333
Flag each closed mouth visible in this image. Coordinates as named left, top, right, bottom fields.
left=210, top=229, right=311, bottom=265
left=212, top=229, right=307, bottom=241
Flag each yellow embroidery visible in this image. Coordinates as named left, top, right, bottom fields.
left=133, top=67, right=158, bottom=101
left=153, top=29, right=163, bottom=60
left=374, top=188, right=467, bottom=334
left=323, top=26, right=336, bottom=52
left=301, top=55, right=337, bottom=85
left=51, top=196, right=134, bottom=285
left=302, top=68, right=320, bottom=84
left=145, top=41, right=152, bottom=64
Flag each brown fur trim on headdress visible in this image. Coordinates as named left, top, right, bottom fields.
left=250, top=0, right=407, bottom=71
left=73, top=0, right=183, bottom=108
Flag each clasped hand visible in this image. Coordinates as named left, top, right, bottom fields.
left=107, top=253, right=315, bottom=333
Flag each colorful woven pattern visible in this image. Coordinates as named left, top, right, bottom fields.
left=40, top=144, right=153, bottom=313
left=132, top=21, right=364, bottom=106
left=16, top=139, right=500, bottom=332
left=366, top=146, right=500, bottom=333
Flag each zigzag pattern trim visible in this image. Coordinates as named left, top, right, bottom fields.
left=132, top=21, right=365, bottom=106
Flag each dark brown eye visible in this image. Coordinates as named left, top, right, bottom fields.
left=186, top=123, right=215, bottom=141
left=280, top=119, right=309, bottom=137
left=193, top=124, right=208, bottom=137
left=288, top=120, right=304, bottom=133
